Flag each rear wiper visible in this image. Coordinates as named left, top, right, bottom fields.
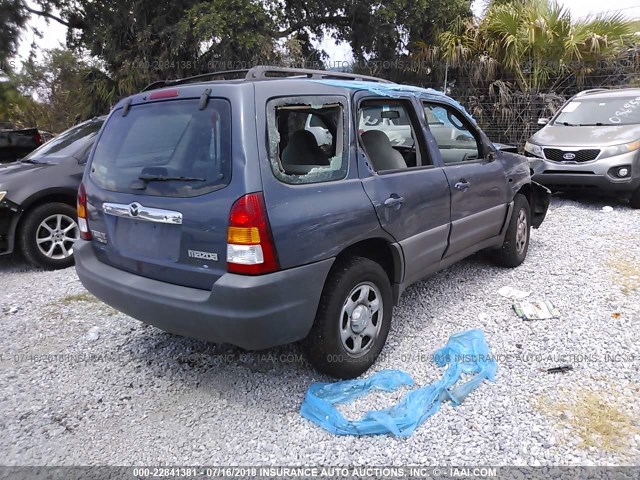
left=138, top=174, right=206, bottom=183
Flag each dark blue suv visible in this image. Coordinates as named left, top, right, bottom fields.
left=75, top=66, right=550, bottom=378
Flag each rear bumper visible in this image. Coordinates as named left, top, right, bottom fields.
left=74, top=240, right=334, bottom=350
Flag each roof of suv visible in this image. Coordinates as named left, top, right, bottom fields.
left=575, top=88, right=640, bottom=100
left=116, top=66, right=466, bottom=117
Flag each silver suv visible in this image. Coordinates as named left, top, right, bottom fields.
left=525, top=88, right=640, bottom=208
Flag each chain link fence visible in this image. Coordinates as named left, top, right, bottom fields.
left=420, top=60, right=640, bottom=149
left=365, top=50, right=640, bottom=150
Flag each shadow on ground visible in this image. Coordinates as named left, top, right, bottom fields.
left=0, top=253, right=39, bottom=273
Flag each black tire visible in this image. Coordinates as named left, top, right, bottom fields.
left=19, top=202, right=80, bottom=270
left=303, top=256, right=393, bottom=379
left=493, top=194, right=531, bottom=268
left=630, top=187, right=640, bottom=209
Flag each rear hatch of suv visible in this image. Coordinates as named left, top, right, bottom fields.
left=83, top=89, right=249, bottom=290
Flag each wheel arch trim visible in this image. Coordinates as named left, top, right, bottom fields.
left=332, top=237, right=405, bottom=304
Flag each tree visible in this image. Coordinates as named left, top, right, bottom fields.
left=0, top=1, right=80, bottom=67
left=54, top=0, right=291, bottom=105
left=6, top=48, right=106, bottom=131
left=1, top=0, right=474, bottom=110
left=413, top=0, right=638, bottom=146
left=0, top=0, right=28, bottom=68
left=279, top=0, right=472, bottom=68
left=2, top=0, right=475, bottom=92
left=417, top=0, right=635, bottom=92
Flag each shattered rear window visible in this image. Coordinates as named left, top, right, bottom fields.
left=266, top=96, right=348, bottom=184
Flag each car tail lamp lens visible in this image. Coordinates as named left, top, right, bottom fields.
left=77, top=183, right=92, bottom=240
left=227, top=193, right=279, bottom=275
left=33, top=132, right=43, bottom=146
left=148, top=89, right=179, bottom=100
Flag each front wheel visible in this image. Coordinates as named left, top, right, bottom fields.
left=19, top=203, right=80, bottom=270
left=303, top=256, right=393, bottom=379
left=493, top=194, right=531, bottom=268
left=630, top=186, right=640, bottom=209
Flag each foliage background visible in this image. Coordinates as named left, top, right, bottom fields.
left=0, top=0, right=638, bottom=145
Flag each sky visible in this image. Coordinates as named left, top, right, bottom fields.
left=15, top=0, right=640, bottom=64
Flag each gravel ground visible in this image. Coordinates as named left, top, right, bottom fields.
left=1, top=194, right=639, bottom=466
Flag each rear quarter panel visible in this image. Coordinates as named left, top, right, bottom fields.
left=4, top=159, right=83, bottom=207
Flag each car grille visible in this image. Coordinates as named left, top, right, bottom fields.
left=543, top=148, right=600, bottom=162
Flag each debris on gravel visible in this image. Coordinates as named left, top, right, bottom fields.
left=1, top=195, right=639, bottom=466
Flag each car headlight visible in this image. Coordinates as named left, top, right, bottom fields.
left=524, top=141, right=543, bottom=158
left=0, top=191, right=6, bottom=202
left=600, top=140, right=640, bottom=160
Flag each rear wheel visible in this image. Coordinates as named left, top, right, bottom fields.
left=630, top=187, right=640, bottom=209
left=19, top=203, right=80, bottom=270
left=303, top=256, right=392, bottom=379
left=493, top=194, right=531, bottom=268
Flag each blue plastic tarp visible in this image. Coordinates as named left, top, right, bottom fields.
left=300, top=329, right=497, bottom=436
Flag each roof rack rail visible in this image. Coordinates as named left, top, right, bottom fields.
left=575, top=88, right=610, bottom=97
left=142, top=69, right=251, bottom=92
left=244, top=65, right=394, bottom=83
left=142, top=65, right=393, bottom=91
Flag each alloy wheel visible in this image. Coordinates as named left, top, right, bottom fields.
left=36, top=214, right=80, bottom=260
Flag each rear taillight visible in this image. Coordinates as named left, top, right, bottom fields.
left=227, top=192, right=279, bottom=275
left=33, top=132, right=43, bottom=146
left=77, top=183, right=92, bottom=240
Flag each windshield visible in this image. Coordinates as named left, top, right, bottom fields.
left=22, top=120, right=103, bottom=163
left=553, top=95, right=640, bottom=126
left=89, top=98, right=232, bottom=198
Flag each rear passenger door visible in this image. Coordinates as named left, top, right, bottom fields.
left=423, top=101, right=508, bottom=258
left=357, top=95, right=451, bottom=286
left=256, top=93, right=387, bottom=271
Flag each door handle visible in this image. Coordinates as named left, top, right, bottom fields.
left=454, top=179, right=470, bottom=191
left=383, top=195, right=405, bottom=209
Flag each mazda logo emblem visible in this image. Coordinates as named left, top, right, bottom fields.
left=563, top=152, right=576, bottom=160
left=129, top=203, right=141, bottom=217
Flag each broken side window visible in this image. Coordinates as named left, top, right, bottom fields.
left=266, top=96, right=348, bottom=185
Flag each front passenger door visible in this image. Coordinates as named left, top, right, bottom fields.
left=423, top=101, right=508, bottom=258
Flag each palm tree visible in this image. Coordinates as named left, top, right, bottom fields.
left=416, top=0, right=635, bottom=92
left=412, top=0, right=637, bottom=147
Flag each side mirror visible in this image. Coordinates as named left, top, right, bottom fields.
left=537, top=118, right=549, bottom=126
left=494, top=143, right=518, bottom=153
left=486, top=151, right=496, bottom=162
